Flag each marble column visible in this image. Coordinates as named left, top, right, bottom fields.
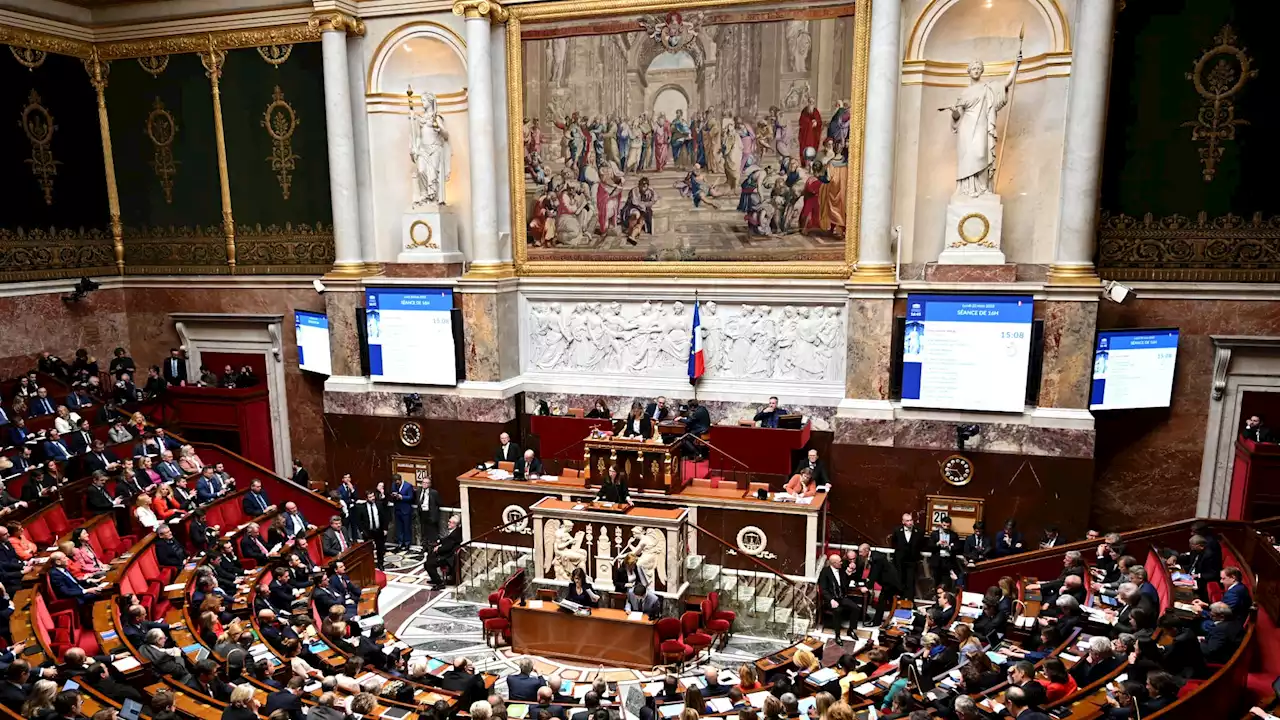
left=453, top=0, right=513, bottom=278
left=851, top=0, right=902, bottom=282
left=315, top=12, right=367, bottom=276
left=324, top=282, right=364, bottom=378
left=491, top=22, right=514, bottom=263
left=1047, top=0, right=1115, bottom=285
left=347, top=32, right=380, bottom=272
left=1036, top=296, right=1099, bottom=409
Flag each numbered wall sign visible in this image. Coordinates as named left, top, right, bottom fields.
left=926, top=494, right=984, bottom=537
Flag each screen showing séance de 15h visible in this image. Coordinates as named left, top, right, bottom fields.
left=295, top=310, right=332, bottom=376
left=365, top=288, right=457, bottom=386
left=1089, top=329, right=1179, bottom=411
left=901, top=294, right=1034, bottom=413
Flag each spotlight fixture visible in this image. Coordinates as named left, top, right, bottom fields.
left=1102, top=280, right=1133, bottom=304
left=956, top=424, right=980, bottom=451
left=403, top=393, right=423, bottom=417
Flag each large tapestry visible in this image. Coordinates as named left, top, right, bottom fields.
left=516, top=1, right=859, bottom=269
left=1098, top=0, right=1279, bottom=280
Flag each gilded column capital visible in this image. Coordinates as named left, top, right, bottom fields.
left=452, top=0, right=509, bottom=23
left=309, top=11, right=366, bottom=36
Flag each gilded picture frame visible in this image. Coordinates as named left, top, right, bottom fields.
left=505, top=0, right=870, bottom=278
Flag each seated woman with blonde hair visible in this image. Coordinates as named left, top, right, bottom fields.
left=152, top=484, right=187, bottom=521
left=792, top=646, right=821, bottom=674
left=135, top=493, right=161, bottom=530
left=179, top=444, right=205, bottom=474
left=784, top=467, right=817, bottom=498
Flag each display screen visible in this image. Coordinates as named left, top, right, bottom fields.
left=1089, top=328, right=1179, bottom=411
left=294, top=310, right=332, bottom=376
left=901, top=294, right=1034, bottom=413
left=365, top=288, right=457, bottom=386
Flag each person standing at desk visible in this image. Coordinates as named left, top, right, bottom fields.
left=597, top=466, right=630, bottom=504
left=619, top=403, right=652, bottom=439
left=753, top=396, right=788, bottom=428
left=561, top=568, right=600, bottom=607
left=494, top=432, right=521, bottom=465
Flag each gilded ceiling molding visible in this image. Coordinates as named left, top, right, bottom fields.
left=96, top=23, right=323, bottom=60
left=9, top=45, right=46, bottom=70
left=0, top=25, right=92, bottom=58
left=1182, top=25, right=1257, bottom=183
left=1097, top=210, right=1280, bottom=282
left=453, top=0, right=509, bottom=23
left=137, top=55, right=169, bottom=76
left=308, top=11, right=366, bottom=36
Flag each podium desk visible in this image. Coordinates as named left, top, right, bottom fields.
left=511, top=602, right=656, bottom=668
left=707, top=422, right=811, bottom=476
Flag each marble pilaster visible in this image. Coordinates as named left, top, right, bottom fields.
left=844, top=291, right=896, bottom=400
left=852, top=0, right=902, bottom=281
left=324, top=285, right=363, bottom=377
left=346, top=32, right=379, bottom=270
left=1048, top=0, right=1116, bottom=285
left=458, top=278, right=520, bottom=383
left=1037, top=300, right=1099, bottom=409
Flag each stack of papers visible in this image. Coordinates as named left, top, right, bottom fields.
left=808, top=668, right=838, bottom=685
left=112, top=657, right=141, bottom=672
left=851, top=683, right=877, bottom=697
left=746, top=691, right=771, bottom=708
left=707, top=698, right=734, bottom=713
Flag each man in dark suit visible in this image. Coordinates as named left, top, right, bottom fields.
left=242, top=479, right=275, bottom=517
left=891, top=512, right=924, bottom=600
left=355, top=491, right=389, bottom=567
left=84, top=473, right=116, bottom=514
left=162, top=349, right=187, bottom=386
left=1114, top=583, right=1156, bottom=633
left=928, top=515, right=961, bottom=591
left=49, top=552, right=108, bottom=604
left=267, top=568, right=300, bottom=612
left=27, top=387, right=56, bottom=417
left=927, top=591, right=956, bottom=629
left=844, top=543, right=893, bottom=625
left=68, top=420, right=95, bottom=456
left=1181, top=533, right=1223, bottom=601
left=188, top=510, right=214, bottom=555
left=818, top=554, right=857, bottom=645
left=993, top=519, right=1025, bottom=558
left=0, top=528, right=28, bottom=595
left=66, top=388, right=94, bottom=412
left=494, top=432, right=521, bottom=465
left=1195, top=566, right=1252, bottom=621
left=83, top=441, right=120, bottom=476
left=265, top=677, right=306, bottom=720
left=681, top=398, right=711, bottom=459
left=644, top=397, right=673, bottom=422
left=241, top=524, right=271, bottom=565
left=289, top=459, right=309, bottom=488
left=516, top=450, right=544, bottom=478
left=322, top=515, right=355, bottom=557
left=1028, top=550, right=1086, bottom=600
left=506, top=657, right=547, bottom=701
left=1007, top=661, right=1048, bottom=709
left=155, top=525, right=188, bottom=569
left=0, top=662, right=31, bottom=707
left=415, top=476, right=442, bottom=549
left=752, top=396, right=788, bottom=428
left=390, top=474, right=416, bottom=550
left=43, top=430, right=72, bottom=462
left=441, top=656, right=486, bottom=707
left=1199, top=602, right=1245, bottom=664
left=132, top=433, right=163, bottom=459
left=1003, top=686, right=1049, bottom=720
left=2, top=447, right=31, bottom=479
left=426, top=515, right=462, bottom=587
left=794, top=449, right=828, bottom=487
left=121, top=603, right=170, bottom=648
left=1069, top=637, right=1125, bottom=687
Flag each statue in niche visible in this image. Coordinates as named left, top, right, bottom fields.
left=942, top=51, right=1022, bottom=198
left=407, top=87, right=451, bottom=208
left=785, top=21, right=810, bottom=73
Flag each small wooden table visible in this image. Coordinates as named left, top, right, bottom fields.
left=510, top=602, right=656, bottom=669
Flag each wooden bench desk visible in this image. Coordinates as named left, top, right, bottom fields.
left=511, top=602, right=656, bottom=669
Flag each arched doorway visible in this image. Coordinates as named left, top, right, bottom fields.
left=651, top=85, right=689, bottom=123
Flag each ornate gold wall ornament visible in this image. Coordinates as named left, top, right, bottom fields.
left=262, top=85, right=300, bottom=200
left=1182, top=25, right=1257, bottom=183
left=200, top=37, right=237, bottom=271
left=146, top=97, right=179, bottom=203
left=453, top=0, right=509, bottom=23
left=953, top=212, right=994, bottom=248
left=0, top=26, right=91, bottom=59
left=257, top=44, right=293, bottom=66
left=1097, top=210, right=1280, bottom=282
left=407, top=220, right=438, bottom=249
left=95, top=24, right=322, bottom=60
left=234, top=222, right=336, bottom=273
left=137, top=55, right=169, bottom=77
left=19, top=90, right=59, bottom=206
left=308, top=12, right=366, bottom=36
left=9, top=45, right=45, bottom=70
left=0, top=227, right=115, bottom=282
left=83, top=48, right=124, bottom=275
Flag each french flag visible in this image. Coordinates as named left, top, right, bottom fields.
left=688, top=300, right=705, bottom=384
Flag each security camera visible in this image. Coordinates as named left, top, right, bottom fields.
left=313, top=279, right=327, bottom=294
left=62, top=277, right=100, bottom=303
left=1102, top=280, right=1132, bottom=304
left=956, top=424, right=980, bottom=451
left=403, top=393, right=423, bottom=417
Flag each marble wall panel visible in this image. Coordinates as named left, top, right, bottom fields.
left=833, top=416, right=1095, bottom=458
left=324, top=289, right=363, bottom=377
left=460, top=291, right=502, bottom=383
left=521, top=392, right=835, bottom=432
left=845, top=297, right=895, bottom=400
left=0, top=288, right=131, bottom=379
left=324, top=389, right=516, bottom=423
left=1037, top=300, right=1099, bottom=409
left=1095, top=298, right=1280, bottom=532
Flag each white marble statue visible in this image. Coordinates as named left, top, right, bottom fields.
left=543, top=519, right=587, bottom=581
left=621, top=527, right=666, bottom=587
left=408, top=88, right=451, bottom=208
left=785, top=21, right=811, bottom=73
left=527, top=299, right=845, bottom=383
left=943, top=52, right=1022, bottom=198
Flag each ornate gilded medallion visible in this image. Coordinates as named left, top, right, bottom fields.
left=257, top=44, right=293, bottom=66
left=407, top=220, right=437, bottom=249
left=1183, top=25, right=1257, bottom=182
left=146, top=97, right=178, bottom=203
left=137, top=55, right=169, bottom=77
left=955, top=212, right=992, bottom=247
left=399, top=421, right=423, bottom=447
left=941, top=454, right=974, bottom=487
left=262, top=86, right=300, bottom=199
left=10, top=46, right=46, bottom=70
left=19, top=90, right=58, bottom=205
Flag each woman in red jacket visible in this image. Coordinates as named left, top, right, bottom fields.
left=151, top=484, right=186, bottom=521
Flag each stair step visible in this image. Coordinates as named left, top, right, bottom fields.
left=702, top=563, right=722, bottom=582
left=752, top=596, right=776, bottom=615
left=686, top=555, right=705, bottom=572
left=718, top=574, right=736, bottom=593
left=771, top=607, right=794, bottom=624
